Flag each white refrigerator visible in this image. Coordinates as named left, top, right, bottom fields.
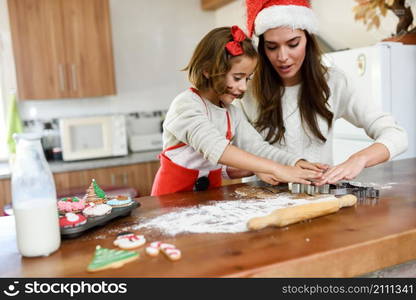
left=323, top=42, right=416, bottom=164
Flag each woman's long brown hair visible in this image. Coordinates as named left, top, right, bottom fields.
left=252, top=31, right=332, bottom=145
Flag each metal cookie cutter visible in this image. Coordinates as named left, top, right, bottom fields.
left=290, top=181, right=380, bottom=201
left=330, top=181, right=381, bottom=203
left=291, top=183, right=330, bottom=196
left=329, top=182, right=350, bottom=196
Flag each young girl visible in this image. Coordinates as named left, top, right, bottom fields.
left=151, top=26, right=323, bottom=196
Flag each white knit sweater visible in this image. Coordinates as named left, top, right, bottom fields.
left=235, top=67, right=408, bottom=164
left=163, top=88, right=304, bottom=167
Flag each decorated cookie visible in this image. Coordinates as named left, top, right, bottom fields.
left=160, top=243, right=182, bottom=261
left=106, top=196, right=133, bottom=208
left=83, top=179, right=107, bottom=204
left=57, top=197, right=86, bottom=214
left=59, top=212, right=87, bottom=228
left=87, top=245, right=139, bottom=272
left=113, top=232, right=146, bottom=249
left=145, top=241, right=162, bottom=257
left=82, top=203, right=112, bottom=217
left=145, top=241, right=181, bottom=261
left=113, top=195, right=129, bottom=200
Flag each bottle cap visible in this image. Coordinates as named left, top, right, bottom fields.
left=44, top=122, right=53, bottom=130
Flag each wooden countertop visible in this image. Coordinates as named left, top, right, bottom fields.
left=1, top=158, right=416, bottom=277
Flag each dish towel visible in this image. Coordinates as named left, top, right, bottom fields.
left=6, top=91, right=23, bottom=155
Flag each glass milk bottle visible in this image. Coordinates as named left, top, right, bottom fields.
left=11, top=133, right=61, bottom=257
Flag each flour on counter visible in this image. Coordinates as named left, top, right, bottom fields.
left=133, top=193, right=335, bottom=236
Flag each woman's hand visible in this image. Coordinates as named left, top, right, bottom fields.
left=295, top=159, right=329, bottom=172
left=317, top=155, right=367, bottom=185
left=315, top=143, right=390, bottom=185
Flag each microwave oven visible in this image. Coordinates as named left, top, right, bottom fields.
left=59, top=115, right=128, bottom=161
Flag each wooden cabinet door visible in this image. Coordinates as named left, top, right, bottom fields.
left=53, top=161, right=160, bottom=198
left=61, top=0, right=116, bottom=98
left=83, top=166, right=132, bottom=187
left=0, top=179, right=12, bottom=214
left=83, top=162, right=160, bottom=197
left=54, top=170, right=89, bottom=192
left=8, top=0, right=67, bottom=99
left=122, top=161, right=160, bottom=197
left=8, top=0, right=116, bottom=99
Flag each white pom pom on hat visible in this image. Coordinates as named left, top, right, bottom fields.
left=246, top=0, right=319, bottom=37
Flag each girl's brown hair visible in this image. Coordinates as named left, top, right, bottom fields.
left=183, top=27, right=257, bottom=94
left=252, top=31, right=332, bottom=144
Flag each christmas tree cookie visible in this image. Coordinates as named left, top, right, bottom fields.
left=87, top=245, right=139, bottom=272
left=84, top=179, right=107, bottom=204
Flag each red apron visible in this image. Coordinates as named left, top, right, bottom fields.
left=151, top=88, right=232, bottom=197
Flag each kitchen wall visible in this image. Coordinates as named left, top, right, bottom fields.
left=214, top=0, right=246, bottom=28
left=0, top=0, right=215, bottom=120
left=313, top=0, right=416, bottom=50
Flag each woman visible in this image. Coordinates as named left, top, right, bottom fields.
left=237, top=0, right=408, bottom=184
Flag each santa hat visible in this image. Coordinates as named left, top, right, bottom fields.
left=246, top=0, right=318, bottom=37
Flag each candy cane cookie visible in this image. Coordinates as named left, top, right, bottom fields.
left=145, top=241, right=162, bottom=257
left=160, top=243, right=181, bottom=261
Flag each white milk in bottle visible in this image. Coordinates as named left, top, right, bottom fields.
left=11, top=133, right=61, bottom=257
left=14, top=201, right=60, bottom=257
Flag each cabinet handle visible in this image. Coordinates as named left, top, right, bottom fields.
left=111, top=174, right=115, bottom=185
left=123, top=173, right=128, bottom=185
left=58, top=64, right=66, bottom=92
left=71, top=64, right=78, bottom=91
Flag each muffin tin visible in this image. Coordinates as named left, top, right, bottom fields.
left=60, top=201, right=140, bottom=239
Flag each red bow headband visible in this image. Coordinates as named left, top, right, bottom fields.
left=225, top=26, right=247, bottom=56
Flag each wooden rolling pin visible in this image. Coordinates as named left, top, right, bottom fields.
left=247, top=194, right=357, bottom=231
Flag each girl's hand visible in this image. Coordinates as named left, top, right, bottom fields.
left=271, top=164, right=322, bottom=184
left=295, top=159, right=329, bottom=172
left=316, top=155, right=367, bottom=185
left=255, top=172, right=280, bottom=185
left=226, top=167, right=254, bottom=179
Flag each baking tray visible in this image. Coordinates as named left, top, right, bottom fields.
left=60, top=201, right=140, bottom=239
